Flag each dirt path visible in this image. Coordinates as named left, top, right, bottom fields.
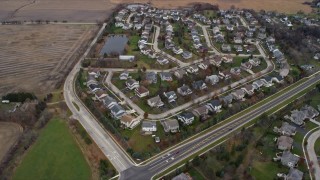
left=0, top=122, right=23, bottom=162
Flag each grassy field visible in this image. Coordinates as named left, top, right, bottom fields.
left=13, top=118, right=91, bottom=180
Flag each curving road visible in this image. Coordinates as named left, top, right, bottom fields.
left=306, top=129, right=320, bottom=180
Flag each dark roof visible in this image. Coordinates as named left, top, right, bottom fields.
left=207, top=99, right=221, bottom=107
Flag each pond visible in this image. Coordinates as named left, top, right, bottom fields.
left=100, top=34, right=128, bottom=56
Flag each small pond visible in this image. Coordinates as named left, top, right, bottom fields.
left=100, top=34, right=128, bottom=56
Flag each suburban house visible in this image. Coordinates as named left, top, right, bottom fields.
left=177, top=85, right=192, bottom=96
left=186, top=65, right=199, bottom=74
left=157, top=56, right=169, bottom=65
left=252, top=80, right=265, bottom=90
left=176, top=112, right=195, bottom=125
left=205, top=75, right=219, bottom=85
left=95, top=90, right=108, bottom=101
left=192, top=80, right=207, bottom=90
left=163, top=91, right=177, bottom=103
left=274, top=122, right=296, bottom=136
left=198, top=61, right=210, bottom=70
left=88, top=68, right=101, bottom=78
left=192, top=106, right=209, bottom=117
left=261, top=76, right=274, bottom=87
left=286, top=168, right=303, bottom=180
left=160, top=72, right=173, bottom=81
left=126, top=79, right=140, bottom=90
left=271, top=76, right=284, bottom=84
left=110, top=104, right=126, bottom=119
left=182, top=51, right=192, bottom=59
left=241, top=62, right=253, bottom=70
left=234, top=36, right=243, bottom=44
left=173, top=46, right=183, bottom=54
left=231, top=89, right=245, bottom=101
left=279, top=151, right=300, bottom=168
left=161, top=119, right=180, bottom=133
left=147, top=95, right=164, bottom=108
left=102, top=96, right=118, bottom=109
left=222, top=55, right=233, bottom=63
left=241, top=84, right=255, bottom=95
left=206, top=100, right=222, bottom=112
left=145, top=72, right=157, bottom=84
left=141, top=121, right=157, bottom=132
left=218, top=71, right=231, bottom=80
left=87, top=74, right=98, bottom=86
left=211, top=55, right=222, bottom=66
left=120, top=71, right=130, bottom=80
left=172, top=173, right=193, bottom=180
left=285, top=109, right=307, bottom=126
left=135, top=86, right=150, bottom=98
left=174, top=69, right=187, bottom=79
left=230, top=67, right=241, bottom=76
left=249, top=57, right=261, bottom=66
left=221, top=44, right=231, bottom=52
left=88, top=84, right=100, bottom=93
left=120, top=114, right=140, bottom=129
left=277, top=136, right=293, bottom=150
left=220, top=94, right=234, bottom=106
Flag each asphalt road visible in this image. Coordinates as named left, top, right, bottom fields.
left=120, top=74, right=320, bottom=180
left=306, top=129, right=320, bottom=180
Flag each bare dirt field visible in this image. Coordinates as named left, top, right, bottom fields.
left=113, top=0, right=313, bottom=13
left=0, top=24, right=97, bottom=96
left=0, top=122, right=22, bottom=162
left=0, top=0, right=117, bottom=22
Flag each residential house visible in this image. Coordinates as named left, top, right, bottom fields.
left=234, top=45, right=243, bottom=52
left=177, top=85, right=192, bottom=96
left=220, top=94, right=234, bottom=106
left=205, top=74, right=219, bottom=85
left=135, top=86, right=150, bottom=98
left=172, top=173, right=192, bottom=180
left=119, top=71, right=129, bottom=80
left=186, top=65, right=199, bottom=74
left=261, top=76, right=274, bottom=87
left=160, top=72, right=173, bottom=81
left=173, top=46, right=183, bottom=54
left=88, top=84, right=100, bottom=93
left=241, top=84, right=255, bottom=95
left=198, top=61, right=210, bottom=70
left=273, top=49, right=285, bottom=62
left=241, top=62, right=253, bottom=70
left=141, top=121, right=157, bottom=132
left=280, top=151, right=300, bottom=168
left=277, top=136, right=294, bottom=150
left=234, top=36, right=243, bottom=44
left=88, top=69, right=101, bottom=78
left=192, top=106, right=209, bottom=117
left=174, top=69, right=187, bottom=79
left=211, top=55, right=222, bottom=67
left=110, top=104, right=126, bottom=119
left=252, top=80, right=265, bottom=90
left=161, top=119, right=180, bottom=133
left=231, top=89, right=245, bottom=101
left=222, top=55, right=233, bottom=63
left=221, top=44, right=231, bottom=52
left=274, top=122, right=296, bottom=136
left=126, top=79, right=139, bottom=90
left=192, top=80, right=207, bottom=90
left=177, top=112, right=195, bottom=125
left=302, top=105, right=319, bottom=119
left=157, top=56, right=169, bottom=65
left=249, top=57, right=261, bottom=66
left=206, top=100, right=222, bottom=112
left=219, top=71, right=232, bottom=80
left=230, top=67, right=241, bottom=76
left=147, top=95, right=164, bottom=108
left=285, top=110, right=307, bottom=126
left=286, top=168, right=303, bottom=180
left=102, top=96, right=117, bottom=109
left=182, top=51, right=192, bottom=59
left=120, top=114, right=140, bottom=129
left=163, top=91, right=177, bottom=103
left=95, top=89, right=108, bottom=101
left=145, top=72, right=157, bottom=84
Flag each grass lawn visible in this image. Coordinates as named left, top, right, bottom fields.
left=13, top=118, right=91, bottom=180
left=251, top=161, right=288, bottom=180
left=188, top=167, right=206, bottom=180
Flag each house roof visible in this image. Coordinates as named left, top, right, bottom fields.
left=142, top=121, right=156, bottom=128
left=121, top=114, right=136, bottom=123
left=110, top=104, right=125, bottom=113
left=160, top=72, right=172, bottom=78
left=136, top=86, right=149, bottom=94
left=280, top=151, right=299, bottom=167
left=126, top=78, right=138, bottom=85
left=178, top=112, right=194, bottom=119
left=280, top=122, right=296, bottom=135
left=287, top=168, right=303, bottom=180
left=278, top=135, right=294, bottom=149
left=207, top=99, right=221, bottom=107
left=192, top=106, right=208, bottom=116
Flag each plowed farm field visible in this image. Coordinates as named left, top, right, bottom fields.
left=0, top=24, right=96, bottom=95
left=0, top=122, right=22, bottom=162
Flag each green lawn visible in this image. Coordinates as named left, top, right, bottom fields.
left=188, top=167, right=206, bottom=180
left=251, top=161, right=288, bottom=180
left=13, top=118, right=91, bottom=180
